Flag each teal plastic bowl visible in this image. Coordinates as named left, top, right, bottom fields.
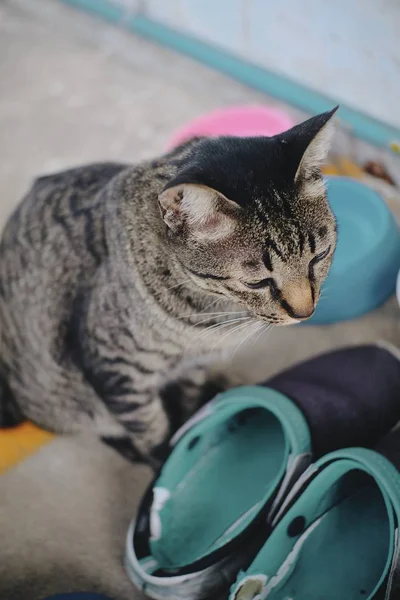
left=310, top=177, right=400, bottom=324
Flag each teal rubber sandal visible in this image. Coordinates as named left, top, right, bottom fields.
left=230, top=447, right=400, bottom=600
left=125, top=386, right=312, bottom=600
left=125, top=345, right=400, bottom=600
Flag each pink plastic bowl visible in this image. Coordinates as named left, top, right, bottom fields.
left=167, top=105, right=294, bottom=150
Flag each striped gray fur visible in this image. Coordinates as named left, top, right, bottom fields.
left=0, top=110, right=337, bottom=465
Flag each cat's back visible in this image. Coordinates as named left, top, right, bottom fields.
left=0, top=162, right=127, bottom=342
left=1, top=162, right=127, bottom=256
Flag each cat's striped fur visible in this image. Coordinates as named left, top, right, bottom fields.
left=0, top=109, right=337, bottom=465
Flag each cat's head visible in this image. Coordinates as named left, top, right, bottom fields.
left=159, top=108, right=338, bottom=325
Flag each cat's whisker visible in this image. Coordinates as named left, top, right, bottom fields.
left=320, top=286, right=331, bottom=298
left=252, top=323, right=270, bottom=346
left=200, top=298, right=221, bottom=313
left=230, top=321, right=262, bottom=360
left=175, top=311, right=248, bottom=325
left=185, top=323, right=237, bottom=352
left=165, top=279, right=192, bottom=291
left=194, top=316, right=251, bottom=341
left=191, top=313, right=249, bottom=328
left=185, top=316, right=252, bottom=351
left=176, top=310, right=247, bottom=319
left=264, top=324, right=274, bottom=340
left=201, top=321, right=244, bottom=353
left=211, top=318, right=255, bottom=351
left=192, top=316, right=249, bottom=339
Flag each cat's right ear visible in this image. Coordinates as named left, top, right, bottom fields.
left=279, top=106, right=338, bottom=189
left=159, top=183, right=240, bottom=241
left=293, top=107, right=338, bottom=182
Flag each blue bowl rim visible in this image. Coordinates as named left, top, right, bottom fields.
left=325, top=175, right=399, bottom=276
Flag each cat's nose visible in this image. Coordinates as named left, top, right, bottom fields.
left=281, top=279, right=315, bottom=320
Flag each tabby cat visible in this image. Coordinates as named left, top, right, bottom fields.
left=0, top=108, right=337, bottom=466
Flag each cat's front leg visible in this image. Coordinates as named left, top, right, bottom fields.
left=100, top=385, right=171, bottom=467
left=161, top=364, right=230, bottom=430
left=76, top=272, right=174, bottom=466
left=102, top=366, right=221, bottom=465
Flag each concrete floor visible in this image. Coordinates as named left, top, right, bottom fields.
left=1, top=1, right=400, bottom=599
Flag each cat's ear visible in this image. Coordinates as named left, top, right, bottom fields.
left=294, top=107, right=337, bottom=182
left=280, top=106, right=338, bottom=185
left=159, top=183, right=240, bottom=240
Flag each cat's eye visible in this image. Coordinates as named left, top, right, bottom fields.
left=312, top=245, right=331, bottom=264
left=244, top=277, right=274, bottom=290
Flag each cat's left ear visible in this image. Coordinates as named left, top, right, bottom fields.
left=159, top=183, right=241, bottom=241
left=280, top=106, right=338, bottom=183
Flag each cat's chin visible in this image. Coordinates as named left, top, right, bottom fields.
left=276, top=318, right=301, bottom=326
left=256, top=315, right=301, bottom=326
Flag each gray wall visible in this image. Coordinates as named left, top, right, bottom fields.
left=117, top=0, right=400, bottom=130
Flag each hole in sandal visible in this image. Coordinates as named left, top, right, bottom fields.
left=287, top=516, right=306, bottom=538
left=187, top=435, right=201, bottom=451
